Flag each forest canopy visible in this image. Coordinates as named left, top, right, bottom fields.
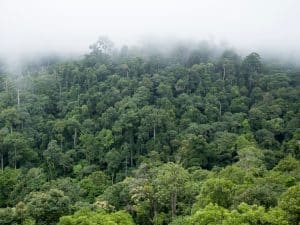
left=0, top=38, right=299, bottom=225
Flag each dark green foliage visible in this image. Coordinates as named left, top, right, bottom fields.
left=25, top=189, right=71, bottom=225
left=278, top=184, right=300, bottom=224
left=0, top=168, right=20, bottom=207
left=0, top=40, right=299, bottom=225
left=57, top=208, right=135, bottom=225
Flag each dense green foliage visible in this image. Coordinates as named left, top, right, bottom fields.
left=0, top=38, right=299, bottom=224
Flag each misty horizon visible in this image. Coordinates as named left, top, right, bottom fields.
left=1, top=0, right=300, bottom=64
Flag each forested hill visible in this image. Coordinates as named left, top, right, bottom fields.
left=0, top=39, right=299, bottom=225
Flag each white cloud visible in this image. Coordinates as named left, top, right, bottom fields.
left=0, top=0, right=299, bottom=59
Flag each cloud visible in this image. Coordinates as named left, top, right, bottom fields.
left=0, top=0, right=299, bottom=60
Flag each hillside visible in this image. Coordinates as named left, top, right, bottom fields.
left=0, top=39, right=299, bottom=225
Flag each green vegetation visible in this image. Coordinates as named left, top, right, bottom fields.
left=0, top=38, right=299, bottom=224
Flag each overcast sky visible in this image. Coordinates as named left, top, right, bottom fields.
left=1, top=0, right=300, bottom=60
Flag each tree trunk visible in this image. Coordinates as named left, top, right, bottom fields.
left=171, top=191, right=177, bottom=218
left=153, top=124, right=156, bottom=140
left=59, top=83, right=62, bottom=98
left=17, top=89, right=20, bottom=106
left=218, top=101, right=222, bottom=120
left=14, top=145, right=17, bottom=169
left=73, top=128, right=77, bottom=148
left=1, top=153, right=3, bottom=173
left=99, top=149, right=102, bottom=165
left=125, top=155, right=128, bottom=176
left=222, top=64, right=226, bottom=81
left=130, top=134, right=134, bottom=166
left=130, top=148, right=133, bottom=167
left=152, top=200, right=158, bottom=223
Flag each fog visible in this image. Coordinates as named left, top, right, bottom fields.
left=1, top=0, right=300, bottom=64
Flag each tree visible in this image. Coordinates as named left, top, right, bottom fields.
left=3, top=132, right=35, bottom=169
left=0, top=107, right=22, bottom=133
left=190, top=203, right=230, bottom=225
left=66, top=118, right=80, bottom=148
left=154, top=163, right=190, bottom=219
left=274, top=155, right=300, bottom=172
left=255, top=129, right=278, bottom=149
left=218, top=165, right=247, bottom=185
left=278, top=184, right=300, bottom=224
left=79, top=132, right=97, bottom=163
left=57, top=208, right=135, bottom=225
left=89, top=36, right=114, bottom=56
left=218, top=50, right=240, bottom=84
left=80, top=171, right=110, bottom=202
left=25, top=189, right=71, bottom=225
left=105, top=149, right=122, bottom=183
left=80, top=128, right=115, bottom=168
left=249, top=107, right=267, bottom=130
left=193, top=178, right=235, bottom=210
left=182, top=203, right=288, bottom=225
left=176, top=134, right=208, bottom=168
left=9, top=168, right=47, bottom=205
left=43, top=140, right=62, bottom=178
left=235, top=184, right=278, bottom=208
left=53, top=120, right=66, bottom=150
left=0, top=128, right=9, bottom=171
left=127, top=163, right=159, bottom=225
left=100, top=178, right=132, bottom=211
left=0, top=168, right=20, bottom=207
left=236, top=146, right=265, bottom=170
left=241, top=52, right=262, bottom=90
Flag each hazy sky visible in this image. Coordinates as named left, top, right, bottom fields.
left=1, top=0, right=300, bottom=59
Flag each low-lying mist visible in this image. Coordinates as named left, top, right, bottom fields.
left=1, top=0, right=300, bottom=71
left=1, top=37, right=299, bottom=76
